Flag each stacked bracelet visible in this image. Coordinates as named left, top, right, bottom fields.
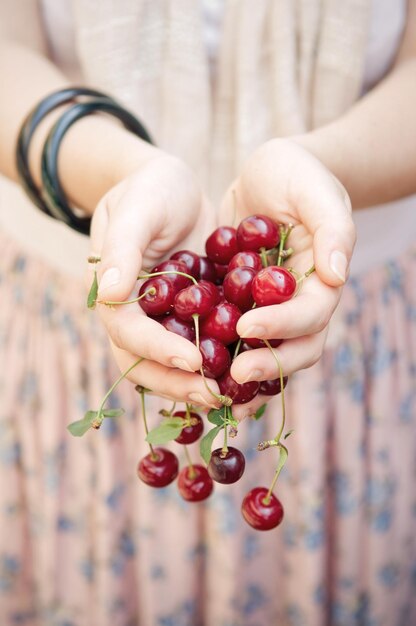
left=16, top=88, right=153, bottom=235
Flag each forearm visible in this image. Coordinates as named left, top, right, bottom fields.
left=295, top=57, right=416, bottom=209
left=0, top=41, right=159, bottom=215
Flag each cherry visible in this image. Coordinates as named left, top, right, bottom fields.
left=241, top=487, right=284, bottom=530
left=223, top=267, right=256, bottom=312
left=214, top=263, right=229, bottom=283
left=200, top=302, right=241, bottom=345
left=199, top=336, right=231, bottom=379
left=205, top=226, right=239, bottom=264
left=208, top=447, right=245, bottom=484
left=137, top=448, right=179, bottom=488
left=151, top=259, right=192, bottom=292
left=217, top=368, right=260, bottom=404
left=177, top=464, right=214, bottom=502
left=244, top=337, right=282, bottom=349
left=139, top=277, right=176, bottom=316
left=199, top=256, right=217, bottom=283
left=172, top=410, right=204, bottom=444
left=228, top=250, right=263, bottom=273
left=170, top=250, right=200, bottom=278
left=259, top=376, right=288, bottom=396
left=160, top=314, right=196, bottom=342
left=237, top=215, right=280, bottom=252
left=198, top=280, right=221, bottom=305
left=252, top=266, right=296, bottom=306
left=174, top=283, right=217, bottom=320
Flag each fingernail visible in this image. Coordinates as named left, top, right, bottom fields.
left=241, top=369, right=264, bottom=383
left=329, top=251, right=348, bottom=283
left=171, top=357, right=195, bottom=372
left=188, top=392, right=218, bottom=409
left=240, top=325, right=266, bottom=339
left=98, top=267, right=120, bottom=293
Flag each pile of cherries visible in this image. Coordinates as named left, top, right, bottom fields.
left=133, top=215, right=297, bottom=531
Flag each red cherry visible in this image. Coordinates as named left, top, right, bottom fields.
left=259, top=376, right=288, bottom=396
left=172, top=410, right=204, bottom=444
left=244, top=337, right=282, bottom=349
left=151, top=259, right=192, bottom=292
left=228, top=251, right=263, bottom=273
left=178, top=465, right=214, bottom=502
left=214, top=263, right=229, bottom=283
left=241, top=487, right=284, bottom=530
left=252, top=266, right=296, bottom=306
left=223, top=267, right=256, bottom=312
left=198, top=280, right=221, bottom=305
left=199, top=256, right=217, bottom=282
left=199, top=336, right=231, bottom=379
left=174, top=283, right=217, bottom=320
left=139, top=277, right=176, bottom=316
left=217, top=368, right=259, bottom=404
left=137, top=448, right=179, bottom=488
left=160, top=314, right=196, bottom=342
left=200, top=302, right=241, bottom=345
left=170, top=250, right=200, bottom=279
left=205, top=226, right=239, bottom=264
left=237, top=215, right=280, bottom=251
left=208, top=447, right=245, bottom=484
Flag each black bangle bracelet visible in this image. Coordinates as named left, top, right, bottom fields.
left=41, top=99, right=153, bottom=235
left=16, top=87, right=115, bottom=218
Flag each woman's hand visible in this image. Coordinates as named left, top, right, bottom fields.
left=90, top=153, right=220, bottom=407
left=221, top=138, right=356, bottom=420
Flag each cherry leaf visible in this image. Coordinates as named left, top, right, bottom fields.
left=87, top=271, right=98, bottom=309
left=254, top=404, right=267, bottom=420
left=200, top=425, right=223, bottom=465
left=146, top=418, right=184, bottom=445
left=67, top=410, right=98, bottom=437
left=207, top=408, right=225, bottom=427
left=102, top=408, right=125, bottom=418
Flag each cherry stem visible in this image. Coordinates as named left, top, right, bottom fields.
left=97, top=357, right=144, bottom=420
left=98, top=287, right=156, bottom=307
left=193, top=314, right=232, bottom=406
left=184, top=445, right=196, bottom=479
left=260, top=247, right=268, bottom=268
left=185, top=402, right=192, bottom=426
left=233, top=338, right=242, bottom=360
left=138, top=270, right=198, bottom=285
left=137, top=385, right=157, bottom=459
left=277, top=224, right=294, bottom=267
left=221, top=407, right=229, bottom=455
left=264, top=443, right=288, bottom=504
left=263, top=340, right=286, bottom=443
left=296, top=264, right=316, bottom=285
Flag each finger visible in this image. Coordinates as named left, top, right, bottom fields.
left=100, top=305, right=202, bottom=372
left=232, top=394, right=271, bottom=422
left=231, top=330, right=328, bottom=384
left=112, top=346, right=220, bottom=408
left=237, top=276, right=339, bottom=339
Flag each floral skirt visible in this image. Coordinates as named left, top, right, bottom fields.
left=0, top=228, right=415, bottom=626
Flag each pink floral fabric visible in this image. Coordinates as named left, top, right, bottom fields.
left=0, top=228, right=415, bottom=626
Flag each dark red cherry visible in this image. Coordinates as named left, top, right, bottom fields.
left=217, top=368, right=260, bottom=404
left=172, top=410, right=204, bottom=444
left=137, top=448, right=179, bottom=488
left=252, top=266, right=296, bottom=306
left=228, top=251, right=263, bottom=273
left=200, top=302, right=241, bottom=345
left=205, top=226, right=239, bottom=264
left=160, top=314, right=196, bottom=342
left=178, top=464, right=214, bottom=502
left=241, top=487, right=284, bottom=530
left=198, top=280, right=221, bottom=305
left=151, top=259, right=192, bottom=292
left=214, top=263, right=229, bottom=283
left=244, top=337, right=282, bottom=349
left=223, top=267, right=256, bottom=312
left=259, top=376, right=288, bottom=396
left=199, top=336, right=231, bottom=379
left=174, top=283, right=217, bottom=320
left=170, top=250, right=200, bottom=279
left=237, top=215, right=280, bottom=251
left=199, top=256, right=217, bottom=282
left=139, top=277, right=176, bottom=316
left=208, top=447, right=245, bottom=484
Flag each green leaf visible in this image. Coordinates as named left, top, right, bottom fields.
left=283, top=429, right=294, bottom=440
left=254, top=404, right=267, bottom=420
left=207, top=408, right=225, bottom=426
left=67, top=410, right=98, bottom=437
left=87, top=270, right=98, bottom=309
left=102, top=408, right=125, bottom=418
left=146, top=418, right=184, bottom=445
left=199, top=425, right=223, bottom=465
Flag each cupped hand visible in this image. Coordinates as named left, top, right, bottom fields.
left=90, top=153, right=220, bottom=407
left=220, top=138, right=356, bottom=420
